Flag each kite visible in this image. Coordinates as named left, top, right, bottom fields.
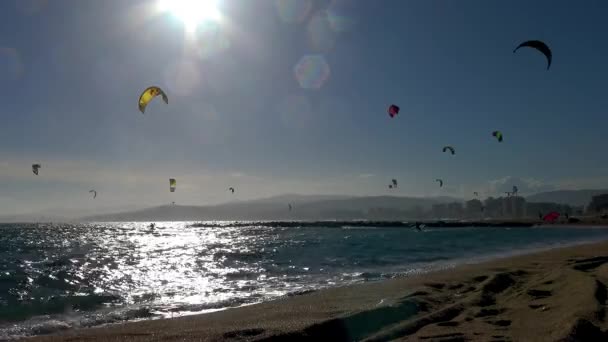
left=138, top=86, right=168, bottom=113
left=32, top=164, right=41, bottom=175
left=388, top=104, right=399, bottom=118
left=492, top=131, right=503, bottom=142
left=228, top=187, right=235, bottom=193
left=436, top=179, right=443, bottom=187
left=442, top=146, right=455, bottom=155
left=89, top=190, right=97, bottom=199
left=513, top=40, right=552, bottom=70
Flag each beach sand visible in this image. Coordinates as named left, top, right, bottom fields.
left=26, top=240, right=608, bottom=341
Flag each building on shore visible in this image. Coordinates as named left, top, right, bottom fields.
left=430, top=196, right=574, bottom=220
left=587, top=194, right=608, bottom=214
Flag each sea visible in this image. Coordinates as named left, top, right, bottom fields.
left=2, top=221, right=608, bottom=339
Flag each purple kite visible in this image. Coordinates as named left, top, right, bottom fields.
left=388, top=104, right=399, bottom=118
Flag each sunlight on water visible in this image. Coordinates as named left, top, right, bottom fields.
left=2, top=222, right=608, bottom=339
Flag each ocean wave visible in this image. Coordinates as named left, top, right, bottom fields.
left=0, top=306, right=159, bottom=340
left=187, top=220, right=538, bottom=229
left=1, top=222, right=608, bottom=339
left=189, top=220, right=412, bottom=229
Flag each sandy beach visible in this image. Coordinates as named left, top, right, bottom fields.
left=21, top=239, right=608, bottom=341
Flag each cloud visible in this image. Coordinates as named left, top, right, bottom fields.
left=484, top=176, right=556, bottom=196
left=0, top=155, right=349, bottom=216
left=554, top=175, right=608, bottom=190
left=230, top=172, right=247, bottom=178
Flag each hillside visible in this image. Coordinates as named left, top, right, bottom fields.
left=82, top=195, right=460, bottom=221
left=526, top=189, right=608, bottom=207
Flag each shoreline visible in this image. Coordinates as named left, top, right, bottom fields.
left=7, top=220, right=608, bottom=229
left=185, top=219, right=608, bottom=229
left=26, top=239, right=608, bottom=341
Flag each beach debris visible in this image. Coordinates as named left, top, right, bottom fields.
left=513, top=40, right=552, bottom=70
left=138, top=86, right=168, bottom=113
left=492, top=130, right=503, bottom=142
left=436, top=179, right=444, bottom=187
left=89, top=190, right=97, bottom=199
left=169, top=178, right=176, bottom=192
left=32, top=163, right=41, bottom=175
left=388, top=104, right=399, bottom=118
left=228, top=187, right=235, bottom=193
left=543, top=211, right=560, bottom=222
left=442, top=146, right=455, bottom=155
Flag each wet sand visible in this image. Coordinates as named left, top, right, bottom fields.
left=27, top=240, right=608, bottom=341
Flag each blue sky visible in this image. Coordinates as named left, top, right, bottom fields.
left=1, top=0, right=608, bottom=215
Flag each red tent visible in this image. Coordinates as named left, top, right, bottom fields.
left=543, top=212, right=560, bottom=223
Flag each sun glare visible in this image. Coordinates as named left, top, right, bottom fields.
left=159, top=0, right=221, bottom=33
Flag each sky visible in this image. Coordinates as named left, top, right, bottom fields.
left=1, top=0, right=608, bottom=215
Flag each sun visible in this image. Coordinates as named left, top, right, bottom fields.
left=158, top=0, right=221, bottom=33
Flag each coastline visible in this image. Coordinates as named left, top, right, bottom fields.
left=187, top=219, right=608, bottom=229
left=26, top=239, right=608, bottom=341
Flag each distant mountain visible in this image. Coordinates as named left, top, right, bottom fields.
left=0, top=213, right=71, bottom=223
left=526, top=189, right=608, bottom=207
left=82, top=194, right=461, bottom=222
left=0, top=204, right=149, bottom=223
left=242, top=194, right=354, bottom=204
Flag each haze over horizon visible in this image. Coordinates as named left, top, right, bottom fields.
left=2, top=0, right=608, bottom=216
